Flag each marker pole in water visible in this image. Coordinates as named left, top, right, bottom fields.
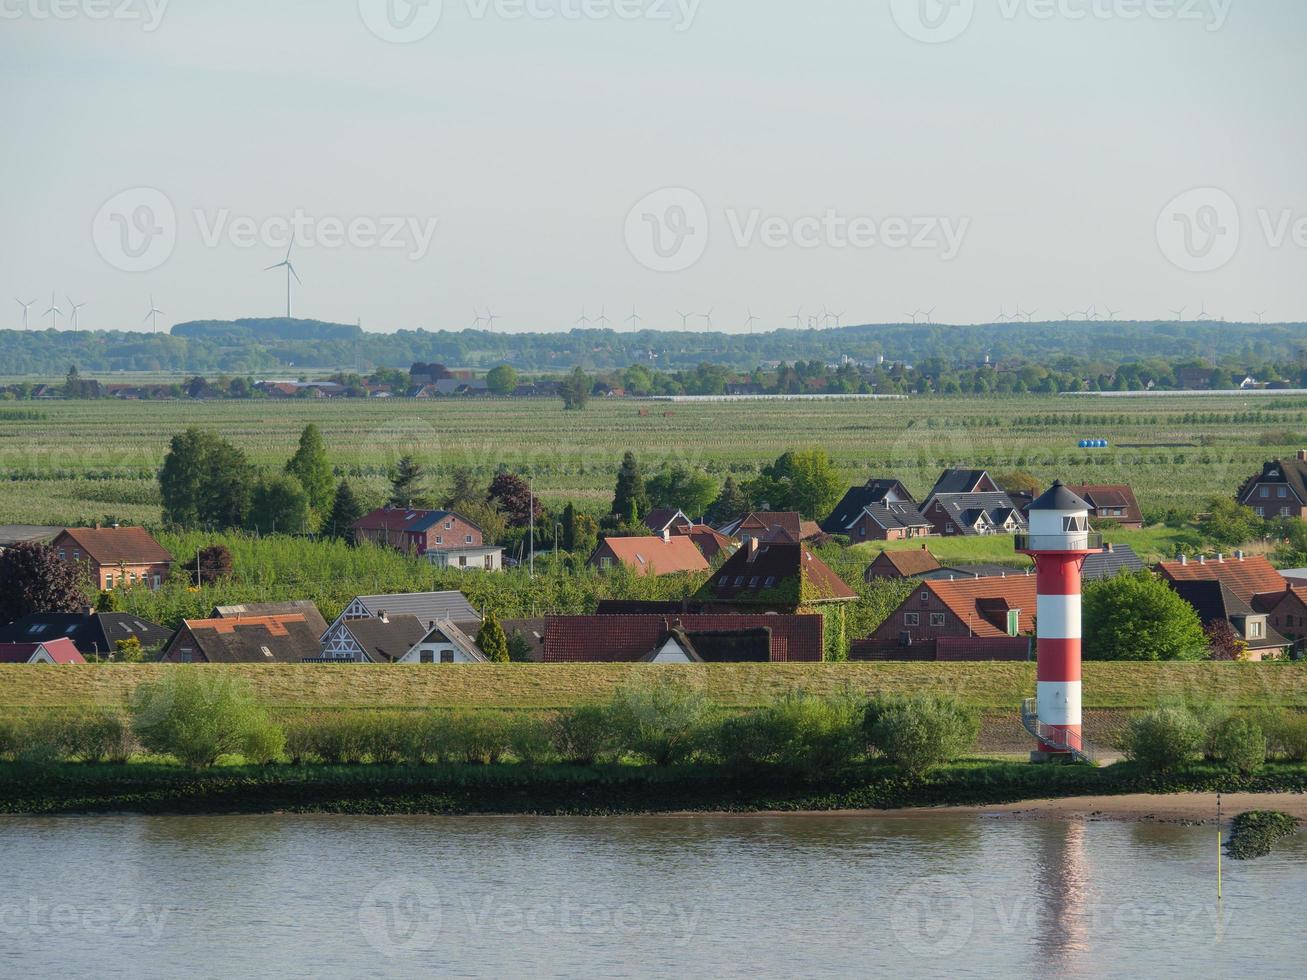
left=1217, top=792, right=1222, bottom=901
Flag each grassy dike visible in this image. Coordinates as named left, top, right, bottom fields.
left=5, top=662, right=1307, bottom=713
left=3, top=760, right=1306, bottom=817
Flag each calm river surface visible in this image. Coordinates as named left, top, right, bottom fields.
left=1, top=812, right=1303, bottom=978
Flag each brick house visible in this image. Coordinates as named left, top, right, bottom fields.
left=863, top=546, right=942, bottom=581
left=920, top=469, right=1027, bottom=537
left=588, top=533, right=710, bottom=577
left=352, top=507, right=485, bottom=555
left=543, top=613, right=825, bottom=663
left=1065, top=484, right=1144, bottom=530
left=822, top=479, right=932, bottom=542
left=1167, top=579, right=1288, bottom=661
left=1237, top=452, right=1307, bottom=520
left=1155, top=553, right=1286, bottom=605
left=717, top=511, right=821, bottom=544
left=1255, top=586, right=1307, bottom=657
left=160, top=614, right=321, bottom=664
left=698, top=539, right=857, bottom=610
left=52, top=526, right=174, bottom=591
left=852, top=575, right=1037, bottom=661
left=0, top=638, right=85, bottom=665
left=672, top=524, right=736, bottom=562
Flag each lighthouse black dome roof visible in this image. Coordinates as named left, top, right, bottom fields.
left=1028, top=480, right=1089, bottom=512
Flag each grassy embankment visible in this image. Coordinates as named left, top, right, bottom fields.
left=4, top=662, right=1305, bottom=714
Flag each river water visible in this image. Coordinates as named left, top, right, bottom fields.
left=0, top=812, right=1302, bottom=978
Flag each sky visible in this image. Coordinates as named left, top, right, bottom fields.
left=1, top=0, right=1305, bottom=335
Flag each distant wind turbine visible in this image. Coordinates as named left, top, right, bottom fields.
left=744, top=308, right=759, bottom=333
left=14, top=297, right=35, bottom=331
left=576, top=308, right=590, bottom=328
left=832, top=310, right=846, bottom=328
left=923, top=307, right=936, bottom=324
left=1022, top=308, right=1036, bottom=322
left=1197, top=302, right=1211, bottom=322
left=1170, top=306, right=1186, bottom=322
left=42, top=292, right=62, bottom=329
left=144, top=295, right=163, bottom=333
left=265, top=243, right=301, bottom=317
left=626, top=306, right=642, bottom=331
left=1060, top=310, right=1075, bottom=322
left=484, top=308, right=499, bottom=331
left=907, top=310, right=922, bottom=324
left=470, top=309, right=486, bottom=329
left=1253, top=309, right=1267, bottom=324
left=677, top=310, right=691, bottom=329
left=1104, top=307, right=1120, bottom=320
left=701, top=308, right=714, bottom=330
left=995, top=305, right=1009, bottom=323
left=596, top=306, right=611, bottom=330
left=66, top=297, right=86, bottom=330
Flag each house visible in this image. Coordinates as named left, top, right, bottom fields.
left=160, top=614, right=322, bottom=664
left=863, top=546, right=942, bottom=581
left=1167, top=580, right=1288, bottom=661
left=718, top=511, right=821, bottom=544
left=672, top=524, right=736, bottom=562
left=52, top=526, right=174, bottom=591
left=312, top=613, right=428, bottom=663
left=852, top=576, right=1038, bottom=661
left=918, top=469, right=1029, bottom=537
left=397, top=621, right=488, bottom=664
left=352, top=507, right=486, bottom=555
left=501, top=618, right=546, bottom=662
left=0, top=612, right=171, bottom=659
left=1176, top=367, right=1213, bottom=390
left=587, top=533, right=710, bottom=577
left=211, top=601, right=329, bottom=637
left=644, top=508, right=693, bottom=535
left=320, top=591, right=481, bottom=650
left=698, top=539, right=857, bottom=610
left=1065, top=485, right=1144, bottom=530
left=543, top=613, right=825, bottom=663
left=0, top=638, right=85, bottom=665
left=0, top=525, right=60, bottom=552
left=424, top=544, right=504, bottom=572
left=821, top=480, right=932, bottom=541
left=1155, top=553, right=1286, bottom=606
left=1254, top=586, right=1307, bottom=657
left=1237, top=452, right=1307, bottom=520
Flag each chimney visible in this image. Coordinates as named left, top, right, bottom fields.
left=1216, top=553, right=1225, bottom=563
left=379, top=610, right=389, bottom=623
left=662, top=528, right=671, bottom=544
left=1179, top=554, right=1188, bottom=565
left=1198, top=555, right=1206, bottom=565
left=1104, top=542, right=1114, bottom=553
left=1236, top=550, right=1245, bottom=561
left=1298, top=450, right=1307, bottom=462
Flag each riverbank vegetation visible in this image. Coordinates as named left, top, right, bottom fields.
left=1226, top=810, right=1301, bottom=860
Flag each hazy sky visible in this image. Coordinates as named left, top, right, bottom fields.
left=2, top=0, right=1304, bottom=334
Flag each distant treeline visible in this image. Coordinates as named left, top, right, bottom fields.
left=1, top=317, right=1307, bottom=376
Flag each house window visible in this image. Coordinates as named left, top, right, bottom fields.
left=105, top=575, right=114, bottom=588
left=58, top=549, right=66, bottom=560
left=1255, top=507, right=1265, bottom=517
left=458, top=556, right=467, bottom=567
left=859, top=527, right=866, bottom=538
left=920, top=592, right=929, bottom=603
left=440, top=650, right=455, bottom=664
left=1062, top=516, right=1087, bottom=532
left=1006, top=610, right=1020, bottom=637
left=1249, top=621, right=1264, bottom=639
left=420, top=650, right=434, bottom=664
left=445, top=521, right=453, bottom=529
left=180, top=648, right=193, bottom=663
left=764, top=576, right=775, bottom=588
left=930, top=613, right=946, bottom=627
left=1278, top=486, right=1288, bottom=498
left=72, top=550, right=80, bottom=561
left=749, top=577, right=760, bottom=588
left=435, top=536, right=443, bottom=545
left=465, top=535, right=473, bottom=544
left=1260, top=486, right=1270, bottom=498
left=904, top=613, right=920, bottom=626
left=1283, top=507, right=1292, bottom=517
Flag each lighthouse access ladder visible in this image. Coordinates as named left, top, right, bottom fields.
left=1020, top=698, right=1098, bottom=765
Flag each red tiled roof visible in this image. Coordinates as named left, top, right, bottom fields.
left=1066, top=484, right=1143, bottom=524
left=927, top=576, right=1039, bottom=638
left=705, top=541, right=857, bottom=605
left=1155, top=555, right=1286, bottom=604
left=674, top=524, right=735, bottom=561
left=543, top=613, right=824, bottom=663
left=738, top=512, right=802, bottom=538
left=0, top=638, right=85, bottom=664
left=875, top=548, right=943, bottom=577
left=595, top=535, right=710, bottom=576
left=55, top=526, right=173, bottom=565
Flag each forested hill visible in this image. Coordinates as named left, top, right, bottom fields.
left=0, top=317, right=1304, bottom=376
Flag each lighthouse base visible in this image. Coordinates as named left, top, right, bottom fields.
left=1029, top=749, right=1077, bottom=764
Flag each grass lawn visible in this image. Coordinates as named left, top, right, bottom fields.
left=4, top=662, right=1305, bottom=713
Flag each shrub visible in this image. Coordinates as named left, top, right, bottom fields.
left=240, top=722, right=286, bottom=765
left=863, top=695, right=979, bottom=776
left=130, top=669, right=282, bottom=769
left=507, top=714, right=555, bottom=765
left=1263, top=710, right=1307, bottom=762
left=66, top=710, right=136, bottom=763
left=548, top=705, right=615, bottom=765
left=1209, top=715, right=1266, bottom=775
left=1188, top=700, right=1233, bottom=761
left=1118, top=707, right=1203, bottom=773
left=439, top=711, right=513, bottom=765
left=717, top=694, right=864, bottom=778
left=300, top=714, right=369, bottom=765
left=607, top=675, right=714, bottom=766
left=0, top=716, right=15, bottom=760
left=13, top=714, right=70, bottom=766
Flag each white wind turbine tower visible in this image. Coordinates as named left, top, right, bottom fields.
left=995, top=305, right=1009, bottom=323
left=14, top=298, right=35, bottom=331
left=42, top=291, right=62, bottom=329
left=701, top=308, right=714, bottom=331
left=923, top=307, right=936, bottom=324
left=484, top=308, right=500, bottom=331
left=1170, top=306, right=1186, bottom=322
left=1104, top=307, right=1120, bottom=321
left=265, top=244, right=301, bottom=317
left=1197, top=302, right=1211, bottom=321
left=1253, top=309, right=1267, bottom=324
left=576, top=308, right=591, bottom=328
left=470, top=309, right=486, bottom=328
left=907, top=310, right=922, bottom=324
left=67, top=297, right=86, bottom=330
left=626, top=306, right=642, bottom=331
left=831, top=310, right=846, bottom=329
left=596, top=306, right=611, bottom=330
left=789, top=307, right=803, bottom=328
left=744, top=308, right=759, bottom=333
left=144, top=295, right=164, bottom=333
left=677, top=310, right=692, bottom=329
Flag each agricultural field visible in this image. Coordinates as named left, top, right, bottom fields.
left=1, top=393, right=1303, bottom=527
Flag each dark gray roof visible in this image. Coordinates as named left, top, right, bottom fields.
left=930, top=493, right=1028, bottom=533
left=355, top=591, right=480, bottom=627
left=930, top=469, right=993, bottom=496
left=1081, top=545, right=1145, bottom=581
left=0, top=525, right=61, bottom=549
left=922, top=564, right=1033, bottom=581
left=1029, top=480, right=1090, bottom=512
left=501, top=618, right=546, bottom=662
left=1168, top=580, right=1289, bottom=650
left=0, top=612, right=171, bottom=657
left=211, top=601, right=328, bottom=636
left=177, top=617, right=322, bottom=664
left=344, top=615, right=429, bottom=663
left=821, top=484, right=923, bottom=533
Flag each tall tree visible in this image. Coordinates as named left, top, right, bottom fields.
left=324, top=480, right=365, bottom=541
left=388, top=455, right=427, bottom=508
left=285, top=423, right=335, bottom=514
left=189, top=545, right=233, bottom=586
left=477, top=610, right=510, bottom=664
left=611, top=451, right=649, bottom=520
left=646, top=464, right=719, bottom=519
left=1083, top=571, right=1208, bottom=661
left=488, top=472, right=540, bottom=528
left=749, top=448, right=843, bottom=519
left=443, top=467, right=481, bottom=511
left=485, top=364, right=518, bottom=396
left=159, top=427, right=254, bottom=529
left=559, top=366, right=592, bottom=410
left=706, top=475, right=749, bottom=525
left=249, top=473, right=312, bottom=535
left=0, top=542, right=88, bottom=622
left=561, top=503, right=598, bottom=555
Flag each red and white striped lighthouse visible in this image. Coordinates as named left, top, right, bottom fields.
left=1018, top=481, right=1097, bottom=760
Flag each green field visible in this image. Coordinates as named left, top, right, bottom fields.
left=5, top=662, right=1305, bottom=712
left=1, top=393, right=1302, bottom=526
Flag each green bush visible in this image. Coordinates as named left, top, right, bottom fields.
left=130, top=669, right=283, bottom=769
left=438, top=711, right=513, bottom=765
left=1118, top=707, right=1203, bottom=773
left=13, top=715, right=70, bottom=766
left=507, top=714, right=555, bottom=765
left=1209, top=715, right=1266, bottom=775
left=240, top=721, right=286, bottom=765
left=863, top=695, right=979, bottom=776
left=1188, top=700, right=1233, bottom=761
left=0, top=717, right=15, bottom=760
left=717, top=694, right=864, bottom=778
left=548, top=705, right=615, bottom=766
left=66, top=710, right=136, bottom=764
left=1260, top=710, right=1307, bottom=762
left=607, top=675, right=714, bottom=766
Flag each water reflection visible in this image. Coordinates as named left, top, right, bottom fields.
left=1030, top=819, right=1093, bottom=968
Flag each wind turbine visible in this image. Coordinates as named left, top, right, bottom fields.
left=744, top=308, right=759, bottom=333
left=14, top=298, right=35, bottom=331
left=677, top=310, right=692, bottom=329
left=923, top=307, right=936, bottom=324
left=1197, top=302, right=1211, bottom=322
left=907, top=310, right=922, bottom=324
left=1170, top=306, right=1186, bottom=322
left=626, top=306, right=642, bottom=331
left=66, top=296, right=86, bottom=330
left=1012, top=302, right=1024, bottom=322
left=789, top=307, right=803, bottom=328
left=42, top=292, right=62, bottom=329
left=1021, top=308, right=1036, bottom=322
left=1060, top=310, right=1075, bottom=322
left=265, top=243, right=301, bottom=317
left=143, top=295, right=163, bottom=333
left=701, top=308, right=714, bottom=331
left=831, top=310, right=846, bottom=328
left=484, top=307, right=500, bottom=331
left=596, top=305, right=611, bottom=330
left=576, top=308, right=590, bottom=328
left=1253, top=309, right=1267, bottom=324
left=995, top=305, right=1009, bottom=323
left=470, top=309, right=486, bottom=329
left=1082, top=305, right=1098, bottom=321
left=1104, top=307, right=1120, bottom=320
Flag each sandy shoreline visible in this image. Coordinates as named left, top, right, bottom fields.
left=863, top=792, right=1307, bottom=824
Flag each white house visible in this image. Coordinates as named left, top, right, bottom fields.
left=424, top=545, right=504, bottom=572
left=396, top=621, right=488, bottom=663
left=320, top=591, right=481, bottom=654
